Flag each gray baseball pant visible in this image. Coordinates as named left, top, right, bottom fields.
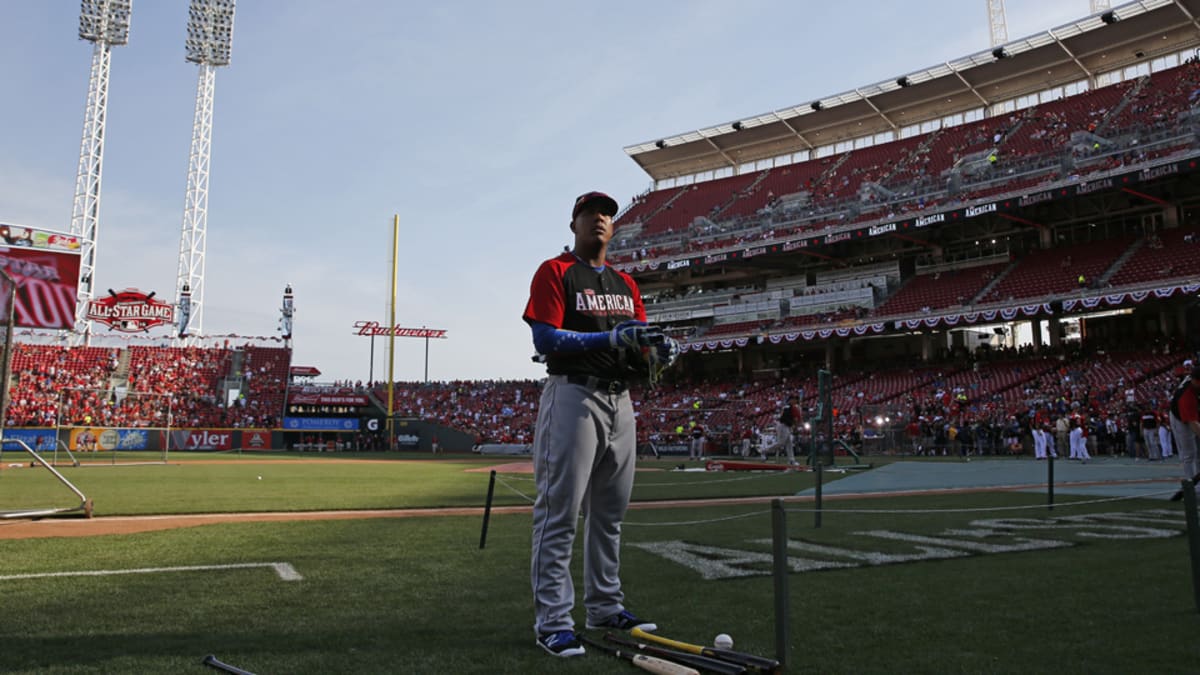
left=531, top=375, right=636, bottom=636
left=1172, top=414, right=1200, bottom=481
left=1143, top=429, right=1162, bottom=460
left=763, top=422, right=795, bottom=461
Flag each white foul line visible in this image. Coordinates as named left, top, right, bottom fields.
left=0, top=562, right=302, bottom=582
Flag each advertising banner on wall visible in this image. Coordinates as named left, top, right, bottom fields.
left=287, top=392, right=371, bottom=406
left=0, top=224, right=81, bottom=252
left=170, top=429, right=235, bottom=451
left=241, top=430, right=272, bottom=450
left=0, top=246, right=81, bottom=330
left=67, top=427, right=151, bottom=451
left=0, top=428, right=58, bottom=451
left=282, top=417, right=360, bottom=431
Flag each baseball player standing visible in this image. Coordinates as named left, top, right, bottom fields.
left=1170, top=367, right=1200, bottom=501
left=689, top=421, right=705, bottom=461
left=763, top=393, right=802, bottom=464
left=523, top=191, right=679, bottom=658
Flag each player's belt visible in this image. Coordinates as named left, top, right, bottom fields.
left=565, top=374, right=628, bottom=394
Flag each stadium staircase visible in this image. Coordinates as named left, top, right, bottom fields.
left=223, top=350, right=247, bottom=404
left=970, top=260, right=1020, bottom=305
left=879, top=130, right=941, bottom=186
left=1096, top=237, right=1145, bottom=286
left=817, top=151, right=853, bottom=188
left=108, top=349, right=131, bottom=389
left=614, top=187, right=650, bottom=222
left=640, top=186, right=690, bottom=228
left=710, top=169, right=771, bottom=220
left=1096, top=74, right=1149, bottom=134
left=364, top=387, right=390, bottom=416
left=995, top=117, right=1030, bottom=154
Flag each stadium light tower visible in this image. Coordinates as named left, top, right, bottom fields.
left=986, top=0, right=1008, bottom=48
left=71, top=0, right=133, bottom=341
left=176, top=0, right=235, bottom=341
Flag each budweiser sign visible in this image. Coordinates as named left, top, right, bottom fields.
left=86, top=288, right=174, bottom=333
left=353, top=321, right=447, bottom=338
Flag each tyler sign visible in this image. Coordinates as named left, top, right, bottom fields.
left=86, top=288, right=175, bottom=333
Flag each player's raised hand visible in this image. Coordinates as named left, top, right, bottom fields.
left=610, top=320, right=665, bottom=350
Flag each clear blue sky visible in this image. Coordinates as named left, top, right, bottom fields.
left=0, top=0, right=1088, bottom=382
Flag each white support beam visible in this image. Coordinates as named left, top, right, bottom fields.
left=855, top=89, right=899, bottom=132
left=949, top=63, right=992, bottom=110
left=778, top=117, right=816, bottom=151
left=1172, top=0, right=1200, bottom=33
left=703, top=137, right=739, bottom=173
left=987, top=0, right=1009, bottom=48
left=1049, top=29, right=1094, bottom=82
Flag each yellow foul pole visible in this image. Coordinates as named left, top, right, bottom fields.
left=387, top=214, right=398, bottom=450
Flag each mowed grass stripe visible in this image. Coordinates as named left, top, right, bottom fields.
left=0, top=496, right=1193, bottom=674
left=0, top=456, right=823, bottom=516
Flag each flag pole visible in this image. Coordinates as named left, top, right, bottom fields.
left=387, top=214, right=398, bottom=450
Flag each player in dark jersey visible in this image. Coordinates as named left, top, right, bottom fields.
left=523, top=191, right=678, bottom=658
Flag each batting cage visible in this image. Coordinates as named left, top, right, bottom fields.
left=0, top=270, right=93, bottom=518
left=54, top=388, right=173, bottom=466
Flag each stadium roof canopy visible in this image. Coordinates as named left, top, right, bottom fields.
left=624, top=0, right=1200, bottom=182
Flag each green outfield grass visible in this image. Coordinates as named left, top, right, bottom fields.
left=1, top=454, right=1196, bottom=673
left=0, top=452, right=822, bottom=515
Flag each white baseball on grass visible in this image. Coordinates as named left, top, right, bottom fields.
left=257, top=475, right=262, bottom=480
left=714, top=633, right=733, bottom=649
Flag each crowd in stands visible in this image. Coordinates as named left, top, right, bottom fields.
left=646, top=223, right=1199, bottom=343
left=126, top=346, right=232, bottom=427
left=358, top=337, right=1196, bottom=458
left=4, top=343, right=291, bottom=430
left=5, top=336, right=1193, bottom=460
left=239, top=347, right=290, bottom=428
left=608, top=61, right=1200, bottom=268
left=373, top=379, right=543, bottom=445
left=6, top=345, right=114, bottom=427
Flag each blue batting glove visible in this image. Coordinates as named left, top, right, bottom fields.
left=610, top=320, right=665, bottom=350
left=649, top=336, right=680, bottom=368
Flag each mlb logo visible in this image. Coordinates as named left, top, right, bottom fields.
left=584, top=289, right=595, bottom=296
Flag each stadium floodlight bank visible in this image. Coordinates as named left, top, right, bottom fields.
left=79, top=0, right=132, bottom=45
left=55, top=388, right=173, bottom=466
left=185, top=0, right=235, bottom=66
left=177, top=0, right=237, bottom=341
left=72, top=0, right=134, bottom=339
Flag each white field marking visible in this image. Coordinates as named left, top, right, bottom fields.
left=0, top=562, right=302, bottom=582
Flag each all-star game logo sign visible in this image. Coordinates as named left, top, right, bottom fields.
left=86, top=288, right=176, bottom=333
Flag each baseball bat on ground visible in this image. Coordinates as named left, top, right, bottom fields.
left=201, top=654, right=256, bottom=675
left=605, top=632, right=748, bottom=675
left=630, top=627, right=781, bottom=674
left=577, top=633, right=700, bottom=675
